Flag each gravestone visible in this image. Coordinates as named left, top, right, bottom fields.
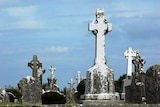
left=18, top=76, right=42, bottom=103
left=145, top=65, right=160, bottom=104
left=121, top=47, right=136, bottom=99
left=124, top=47, right=136, bottom=77
left=84, top=9, right=118, bottom=100
left=45, top=65, right=59, bottom=91
left=125, top=51, right=146, bottom=103
left=18, top=55, right=44, bottom=103
left=66, top=79, right=76, bottom=102
left=76, top=71, right=83, bottom=85
left=42, top=65, right=66, bottom=104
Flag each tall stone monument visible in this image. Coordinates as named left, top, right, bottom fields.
left=121, top=47, right=136, bottom=99
left=84, top=9, right=117, bottom=100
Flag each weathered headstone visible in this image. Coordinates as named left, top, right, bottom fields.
left=84, top=9, right=118, bottom=100
left=66, top=79, right=76, bottom=102
left=145, top=65, right=160, bottom=104
left=125, top=51, right=146, bottom=103
left=42, top=65, right=66, bottom=104
left=46, top=65, right=59, bottom=91
left=18, top=76, right=42, bottom=103
left=18, top=55, right=44, bottom=103
left=121, top=47, right=136, bottom=100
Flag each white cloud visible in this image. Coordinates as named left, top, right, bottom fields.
left=42, top=46, right=69, bottom=53
left=3, top=5, right=45, bottom=29
left=5, top=5, right=37, bottom=17
left=16, top=18, right=44, bottom=29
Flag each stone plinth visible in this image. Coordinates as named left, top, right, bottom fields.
left=84, top=64, right=117, bottom=100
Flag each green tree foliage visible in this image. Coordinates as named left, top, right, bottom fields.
left=114, top=74, right=126, bottom=93
left=5, top=85, right=21, bottom=101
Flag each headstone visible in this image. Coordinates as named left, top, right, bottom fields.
left=125, top=51, right=146, bottom=103
left=121, top=47, right=136, bottom=100
left=46, top=65, right=59, bottom=91
left=18, top=76, right=42, bottom=103
left=84, top=9, right=118, bottom=100
left=145, top=65, right=160, bottom=104
left=124, top=47, right=136, bottom=77
left=42, top=65, right=66, bottom=104
left=66, top=79, right=76, bottom=102
left=18, top=55, right=44, bottom=103
left=76, top=71, right=83, bottom=85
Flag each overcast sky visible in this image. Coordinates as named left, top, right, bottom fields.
left=0, top=0, right=160, bottom=89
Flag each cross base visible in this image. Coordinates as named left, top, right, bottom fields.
left=84, top=63, right=116, bottom=98
left=82, top=93, right=119, bottom=100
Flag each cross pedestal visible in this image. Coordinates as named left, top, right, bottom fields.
left=28, top=55, right=42, bottom=80
left=84, top=9, right=118, bottom=100
left=124, top=47, right=136, bottom=77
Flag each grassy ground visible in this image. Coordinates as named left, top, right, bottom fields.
left=0, top=102, right=42, bottom=106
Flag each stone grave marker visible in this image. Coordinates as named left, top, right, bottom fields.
left=76, top=71, right=83, bottom=85
left=124, top=47, right=136, bottom=77
left=42, top=65, right=66, bottom=104
left=66, top=79, right=76, bottom=102
left=84, top=9, right=118, bottom=100
left=145, top=65, right=160, bottom=104
left=18, top=55, right=44, bottom=103
left=121, top=47, right=136, bottom=100
left=125, top=51, right=146, bottom=103
left=28, top=55, right=42, bottom=80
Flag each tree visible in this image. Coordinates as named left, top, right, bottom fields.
left=114, top=74, right=126, bottom=93
left=5, top=85, right=21, bottom=101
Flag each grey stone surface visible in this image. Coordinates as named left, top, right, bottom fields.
left=42, top=65, right=65, bottom=104
left=28, top=55, right=43, bottom=81
left=84, top=9, right=118, bottom=100
left=125, top=51, right=146, bottom=104
left=44, top=65, right=59, bottom=92
left=145, top=65, right=160, bottom=104
left=18, top=77, right=42, bottom=103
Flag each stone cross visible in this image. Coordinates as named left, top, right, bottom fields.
left=49, top=65, right=56, bottom=79
left=132, top=51, right=146, bottom=73
left=89, top=9, right=112, bottom=65
left=28, top=55, right=42, bottom=79
left=124, top=47, right=136, bottom=77
left=68, top=79, right=75, bottom=90
left=76, top=71, right=82, bottom=84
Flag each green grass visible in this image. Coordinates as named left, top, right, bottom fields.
left=0, top=102, right=42, bottom=106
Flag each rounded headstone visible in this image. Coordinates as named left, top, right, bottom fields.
left=145, top=64, right=160, bottom=104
